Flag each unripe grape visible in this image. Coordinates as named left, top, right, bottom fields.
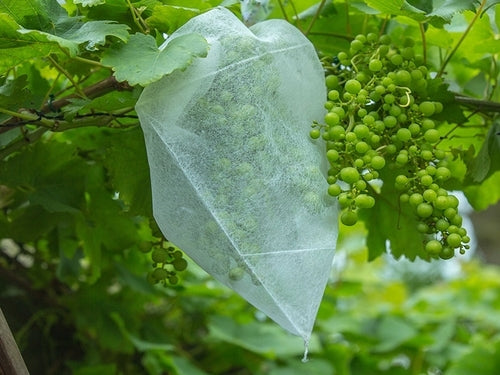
left=310, top=129, right=320, bottom=139
left=328, top=90, right=340, bottom=100
left=152, top=268, right=169, bottom=281
left=172, top=257, right=188, bottom=271
left=345, top=79, right=362, bottom=94
left=425, top=240, right=442, bottom=255
left=436, top=167, right=451, bottom=181
left=446, top=233, right=462, bottom=248
left=424, top=129, right=440, bottom=143
left=355, top=141, right=370, bottom=154
left=329, top=125, right=345, bottom=140
left=325, top=112, right=340, bottom=126
left=340, top=167, right=360, bottom=184
left=341, top=210, right=358, bottom=226
left=355, top=194, right=375, bottom=208
left=395, top=70, right=411, bottom=85
left=440, top=246, right=454, bottom=260
left=355, top=179, right=367, bottom=190
left=409, top=193, right=423, bottom=207
left=327, top=149, right=340, bottom=162
left=434, top=196, right=449, bottom=210
left=369, top=59, right=383, bottom=72
left=444, top=207, right=457, bottom=219
left=328, top=183, right=342, bottom=196
left=435, top=218, right=449, bottom=231
left=390, top=54, right=403, bottom=65
left=420, top=174, right=433, bottom=186
left=419, top=101, right=436, bottom=116
left=371, top=155, right=386, bottom=170
left=400, top=193, right=409, bottom=203
left=354, top=124, right=370, bottom=139
left=152, top=248, right=170, bottom=264
left=423, top=189, right=437, bottom=202
left=326, top=75, right=340, bottom=89
left=229, top=267, right=245, bottom=281
left=396, top=128, right=412, bottom=142
left=384, top=115, right=398, bottom=128
left=416, top=202, right=433, bottom=218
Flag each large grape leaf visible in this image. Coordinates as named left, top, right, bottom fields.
left=0, top=14, right=61, bottom=73
left=2, top=0, right=130, bottom=57
left=101, top=32, right=208, bottom=86
left=18, top=20, right=130, bottom=57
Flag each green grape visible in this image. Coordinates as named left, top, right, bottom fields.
left=172, top=258, right=188, bottom=271
left=425, top=240, right=442, bottom=255
left=327, top=149, right=340, bottom=162
left=440, top=247, right=454, bottom=260
left=326, top=75, right=340, bottom=89
left=355, top=194, right=375, bottom=208
left=371, top=155, right=386, bottom=170
left=152, top=248, right=169, bottom=264
left=152, top=268, right=169, bottom=281
left=340, top=167, right=360, bottom=184
left=396, top=128, right=412, bottom=142
left=416, top=203, right=433, bottom=218
left=315, top=33, right=465, bottom=260
left=435, top=218, right=449, bottom=231
left=424, top=129, right=440, bottom=143
left=369, top=59, right=383, bottom=72
left=328, top=183, right=342, bottom=196
left=345, top=79, right=362, bottom=94
left=229, top=267, right=245, bottom=281
left=341, top=210, right=358, bottom=226
left=419, top=101, right=436, bottom=116
left=446, top=233, right=462, bottom=248
left=310, top=128, right=320, bottom=139
left=168, top=275, right=179, bottom=285
left=325, top=112, right=340, bottom=126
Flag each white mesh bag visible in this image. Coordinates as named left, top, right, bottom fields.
left=135, top=7, right=338, bottom=348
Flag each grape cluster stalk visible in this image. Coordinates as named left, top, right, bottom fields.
left=311, top=33, right=470, bottom=259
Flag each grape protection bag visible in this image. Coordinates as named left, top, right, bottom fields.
left=135, top=7, right=338, bottom=351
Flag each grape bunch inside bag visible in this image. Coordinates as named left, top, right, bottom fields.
left=135, top=7, right=338, bottom=348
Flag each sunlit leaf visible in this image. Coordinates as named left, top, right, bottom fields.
left=102, top=32, right=208, bottom=86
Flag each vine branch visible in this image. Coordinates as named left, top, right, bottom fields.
left=0, top=308, right=30, bottom=375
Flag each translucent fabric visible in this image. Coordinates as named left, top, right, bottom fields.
left=135, top=7, right=338, bottom=346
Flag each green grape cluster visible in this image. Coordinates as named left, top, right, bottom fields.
left=311, top=33, right=470, bottom=259
left=148, top=244, right=188, bottom=285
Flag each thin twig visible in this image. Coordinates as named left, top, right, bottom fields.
left=437, top=0, right=487, bottom=78
left=304, top=0, right=327, bottom=36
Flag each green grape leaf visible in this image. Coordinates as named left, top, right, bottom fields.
left=146, top=4, right=202, bottom=34
left=363, top=0, right=426, bottom=19
left=467, top=120, right=500, bottom=183
left=0, top=14, right=60, bottom=74
left=102, top=32, right=208, bottom=86
left=361, top=169, right=428, bottom=261
left=427, top=0, right=479, bottom=24
left=19, top=19, right=130, bottom=57
left=3, top=0, right=129, bottom=57
left=464, top=171, right=500, bottom=210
